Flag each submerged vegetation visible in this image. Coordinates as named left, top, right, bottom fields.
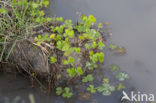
left=0, top=0, right=130, bottom=101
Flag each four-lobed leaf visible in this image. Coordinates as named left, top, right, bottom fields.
left=117, top=83, right=125, bottom=91
left=67, top=68, right=76, bottom=77
left=87, top=85, right=96, bottom=93
left=76, top=67, right=83, bottom=75
left=56, top=87, right=63, bottom=95
left=97, top=83, right=115, bottom=96
left=82, top=74, right=94, bottom=83
left=50, top=56, right=57, bottom=63
left=109, top=64, right=120, bottom=72
left=115, top=72, right=129, bottom=81
left=108, top=44, right=117, bottom=50
left=62, top=87, right=73, bottom=98
left=56, top=87, right=73, bottom=98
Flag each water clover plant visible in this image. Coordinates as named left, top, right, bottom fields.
left=108, top=44, right=117, bottom=50
left=102, top=78, right=110, bottom=84
left=75, top=67, right=83, bottom=76
left=98, top=41, right=105, bottom=50
left=56, top=87, right=63, bottom=95
left=0, top=0, right=131, bottom=100
left=63, top=56, right=75, bottom=65
left=117, top=83, right=125, bottom=91
left=115, top=72, right=129, bottom=81
left=62, top=87, right=73, bottom=98
left=109, top=64, right=120, bottom=72
left=56, top=87, right=73, bottom=98
left=49, top=33, right=56, bottom=39
left=67, top=68, right=76, bottom=77
left=89, top=52, right=104, bottom=63
left=54, top=17, right=63, bottom=22
left=97, top=83, right=115, bottom=96
left=50, top=56, right=57, bottom=63
left=34, top=34, right=50, bottom=45
left=96, top=78, right=115, bottom=96
left=0, top=8, right=6, bottom=14
left=86, top=62, right=98, bottom=70
left=75, top=15, right=96, bottom=32
left=67, top=67, right=83, bottom=77
left=87, top=85, right=96, bottom=93
left=82, top=74, right=94, bottom=83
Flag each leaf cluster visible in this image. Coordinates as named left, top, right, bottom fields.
left=56, top=87, right=73, bottom=98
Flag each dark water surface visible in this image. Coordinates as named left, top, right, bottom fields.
left=1, top=0, right=156, bottom=103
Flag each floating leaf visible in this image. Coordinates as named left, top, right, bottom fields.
left=0, top=8, right=7, bottom=15
left=76, top=67, right=83, bottom=75
left=56, top=17, right=63, bottom=22
left=98, top=41, right=105, bottom=50
left=97, top=83, right=115, bottom=96
left=86, top=62, right=98, bottom=70
left=50, top=34, right=55, bottom=39
left=68, top=56, right=75, bottom=64
left=62, top=87, right=73, bottom=98
left=108, top=44, right=117, bottom=50
left=87, top=85, right=96, bottom=93
left=67, top=68, right=76, bottom=77
left=82, top=74, right=94, bottom=83
left=56, top=87, right=63, bottom=95
left=98, top=23, right=103, bottom=28
left=43, top=1, right=49, bottom=7
left=115, top=72, right=129, bottom=81
left=50, top=56, right=57, bottom=63
left=102, top=78, right=109, bottom=84
left=109, top=64, right=120, bottom=72
left=117, top=83, right=125, bottom=91
left=40, top=10, right=45, bottom=16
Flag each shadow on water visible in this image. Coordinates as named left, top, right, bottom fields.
left=1, top=0, right=156, bottom=103
left=0, top=68, right=136, bottom=103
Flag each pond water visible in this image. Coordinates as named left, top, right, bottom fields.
left=1, top=0, right=156, bottom=103
left=51, top=0, right=156, bottom=95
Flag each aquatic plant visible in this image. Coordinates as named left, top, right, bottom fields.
left=56, top=87, right=63, bottom=95
left=115, top=72, right=129, bottom=81
left=82, top=74, right=94, bottom=83
left=109, top=64, right=120, bottom=72
left=87, top=85, right=96, bottom=93
left=56, top=87, right=73, bottom=98
left=62, top=87, right=73, bottom=98
left=97, top=83, right=115, bottom=96
left=50, top=56, right=57, bottom=63
left=86, top=61, right=98, bottom=70
left=0, top=0, right=130, bottom=101
left=108, top=44, right=117, bottom=50
left=97, top=78, right=115, bottom=96
left=117, top=83, right=125, bottom=91
left=67, top=68, right=76, bottom=77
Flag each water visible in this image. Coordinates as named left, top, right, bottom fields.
left=52, top=0, right=156, bottom=95
left=1, top=0, right=156, bottom=103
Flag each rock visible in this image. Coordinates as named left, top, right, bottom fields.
left=6, top=40, right=50, bottom=75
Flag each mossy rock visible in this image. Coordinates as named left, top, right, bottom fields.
left=6, top=39, right=50, bottom=75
